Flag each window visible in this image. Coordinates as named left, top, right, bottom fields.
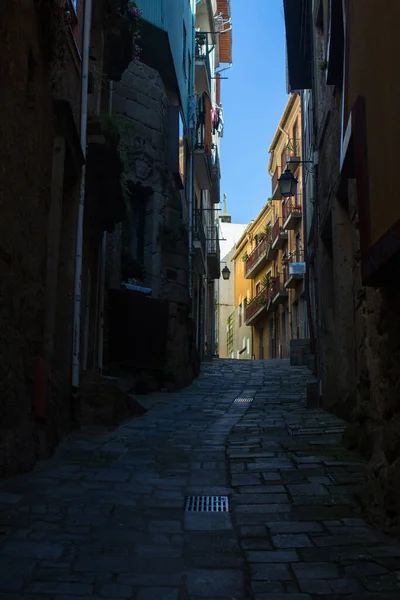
left=255, top=282, right=261, bottom=295
left=238, top=303, right=242, bottom=328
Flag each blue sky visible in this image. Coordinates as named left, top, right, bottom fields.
left=220, top=0, right=288, bottom=224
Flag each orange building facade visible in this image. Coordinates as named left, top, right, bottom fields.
left=232, top=94, right=309, bottom=361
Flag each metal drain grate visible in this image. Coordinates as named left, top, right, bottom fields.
left=185, top=495, right=229, bottom=512
left=234, top=396, right=253, bottom=404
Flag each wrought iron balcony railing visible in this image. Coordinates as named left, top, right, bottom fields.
left=193, top=209, right=206, bottom=256
left=282, top=193, right=302, bottom=223
left=245, top=233, right=272, bottom=277
left=195, top=31, right=211, bottom=90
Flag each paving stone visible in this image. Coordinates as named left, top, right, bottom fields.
left=186, top=568, right=244, bottom=597
left=1, top=359, right=400, bottom=599
left=235, top=493, right=289, bottom=504
left=241, top=539, right=273, bottom=552
left=292, top=561, right=340, bottom=579
left=231, top=474, right=262, bottom=486
left=27, top=582, right=93, bottom=595
left=254, top=595, right=311, bottom=600
left=298, top=579, right=333, bottom=594
left=253, top=582, right=285, bottom=595
left=266, top=521, right=323, bottom=534
left=148, top=520, right=182, bottom=533
left=240, top=525, right=268, bottom=537
left=246, top=550, right=299, bottom=562
left=361, top=574, right=400, bottom=592
left=345, top=561, right=389, bottom=578
left=0, top=541, right=64, bottom=560
left=250, top=562, right=293, bottom=581
left=136, top=588, right=179, bottom=600
left=272, top=534, right=313, bottom=548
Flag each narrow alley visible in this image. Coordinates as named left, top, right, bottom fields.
left=0, top=360, right=399, bottom=599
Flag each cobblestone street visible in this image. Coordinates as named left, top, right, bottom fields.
left=1, top=360, right=400, bottom=599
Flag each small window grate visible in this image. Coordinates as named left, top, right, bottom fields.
left=233, top=396, right=254, bottom=404
left=185, top=495, right=229, bottom=512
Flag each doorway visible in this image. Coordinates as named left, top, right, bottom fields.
left=258, top=327, right=264, bottom=359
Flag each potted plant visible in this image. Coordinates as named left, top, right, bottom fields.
left=241, top=252, right=248, bottom=262
left=264, top=223, right=272, bottom=239
left=260, top=273, right=271, bottom=289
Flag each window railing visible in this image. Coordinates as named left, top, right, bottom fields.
left=195, top=122, right=212, bottom=156
left=282, top=193, right=302, bottom=222
left=245, top=234, right=271, bottom=276
left=194, top=209, right=206, bottom=255
left=245, top=287, right=271, bottom=322
left=195, top=31, right=212, bottom=89
left=207, top=225, right=219, bottom=258
left=272, top=217, right=285, bottom=243
left=271, top=274, right=284, bottom=297
left=283, top=251, right=306, bottom=282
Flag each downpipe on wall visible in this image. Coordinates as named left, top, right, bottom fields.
left=300, top=91, right=315, bottom=363
left=188, top=7, right=196, bottom=307
left=97, top=81, right=114, bottom=372
left=72, top=0, right=92, bottom=395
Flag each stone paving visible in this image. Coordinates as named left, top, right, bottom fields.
left=0, top=359, right=400, bottom=599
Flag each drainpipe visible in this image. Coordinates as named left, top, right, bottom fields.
left=300, top=91, right=315, bottom=361
left=188, top=9, right=196, bottom=304
left=72, top=0, right=92, bottom=392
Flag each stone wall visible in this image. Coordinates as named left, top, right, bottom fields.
left=112, top=61, right=198, bottom=388
left=0, top=1, right=77, bottom=476
left=314, top=75, right=400, bottom=533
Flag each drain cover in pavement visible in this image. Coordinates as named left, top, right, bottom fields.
left=233, top=396, right=253, bottom=404
left=185, top=496, right=229, bottom=512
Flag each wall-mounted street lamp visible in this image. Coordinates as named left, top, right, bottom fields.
left=221, top=265, right=231, bottom=280
left=277, top=160, right=315, bottom=197
left=277, top=168, right=298, bottom=198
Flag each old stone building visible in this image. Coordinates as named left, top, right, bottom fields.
left=0, top=0, right=230, bottom=477
left=284, top=0, right=400, bottom=531
left=0, top=0, right=87, bottom=476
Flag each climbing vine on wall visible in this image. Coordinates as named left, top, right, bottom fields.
left=120, top=1, right=142, bottom=60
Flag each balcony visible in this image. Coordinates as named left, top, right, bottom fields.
left=194, top=123, right=212, bottom=190
left=271, top=275, right=289, bottom=305
left=271, top=166, right=283, bottom=200
left=193, top=209, right=206, bottom=274
left=283, top=194, right=302, bottom=230
left=207, top=225, right=220, bottom=279
left=283, top=252, right=306, bottom=290
left=195, top=32, right=212, bottom=94
left=271, top=218, right=288, bottom=251
left=245, top=286, right=272, bottom=326
left=245, top=233, right=272, bottom=279
left=210, top=146, right=220, bottom=204
left=286, top=137, right=301, bottom=174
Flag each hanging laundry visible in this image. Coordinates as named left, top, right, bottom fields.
left=217, top=108, right=224, bottom=137
left=189, top=95, right=196, bottom=131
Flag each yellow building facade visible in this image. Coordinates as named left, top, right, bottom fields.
left=232, top=94, right=308, bottom=360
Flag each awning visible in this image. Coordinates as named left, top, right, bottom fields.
left=283, top=0, right=312, bottom=91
